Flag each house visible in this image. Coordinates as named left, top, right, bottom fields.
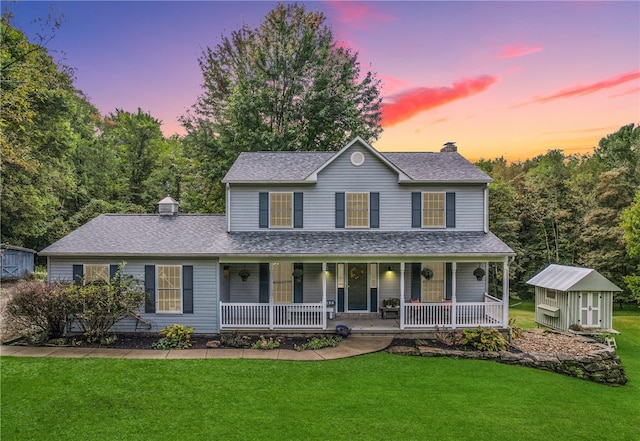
left=40, top=137, right=515, bottom=334
left=526, top=264, right=621, bottom=333
left=1, top=244, right=36, bottom=280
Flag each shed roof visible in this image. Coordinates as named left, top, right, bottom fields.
left=526, top=264, right=622, bottom=292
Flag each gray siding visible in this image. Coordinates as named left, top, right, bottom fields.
left=455, top=263, right=487, bottom=302
left=49, top=257, right=218, bottom=334
left=228, top=144, right=486, bottom=232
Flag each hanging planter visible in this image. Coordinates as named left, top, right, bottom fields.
left=473, top=267, right=485, bottom=281
left=292, top=268, right=304, bottom=282
left=238, top=268, right=250, bottom=282
left=421, top=267, right=434, bottom=280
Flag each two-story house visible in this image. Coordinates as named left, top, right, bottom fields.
left=40, top=137, right=515, bottom=334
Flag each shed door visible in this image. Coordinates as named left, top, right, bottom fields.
left=579, top=293, right=601, bottom=328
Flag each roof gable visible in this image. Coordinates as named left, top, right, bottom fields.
left=526, top=264, right=622, bottom=292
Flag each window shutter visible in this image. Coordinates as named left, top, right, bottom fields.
left=293, top=263, right=303, bottom=303
left=259, top=192, right=269, bottom=228
left=144, top=265, right=156, bottom=313
left=411, top=263, right=421, bottom=300
left=445, top=263, right=453, bottom=300
left=446, top=192, right=456, bottom=228
left=72, top=265, right=83, bottom=285
left=370, top=192, right=379, bottom=228
left=335, top=192, right=345, bottom=228
left=109, top=264, right=118, bottom=280
left=294, top=192, right=304, bottom=228
left=259, top=263, right=269, bottom=303
left=183, top=265, right=193, bottom=314
left=412, top=192, right=421, bottom=228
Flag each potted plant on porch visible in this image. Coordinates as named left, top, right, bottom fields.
left=421, top=267, right=434, bottom=280
left=238, top=268, right=250, bottom=282
left=292, top=268, right=304, bottom=282
left=473, top=267, right=485, bottom=281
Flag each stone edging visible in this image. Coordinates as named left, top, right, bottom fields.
left=387, top=344, right=628, bottom=386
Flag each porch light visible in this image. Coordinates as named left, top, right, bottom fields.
left=387, top=265, right=393, bottom=272
left=223, top=265, right=230, bottom=278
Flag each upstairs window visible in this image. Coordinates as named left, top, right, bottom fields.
left=270, top=192, right=293, bottom=228
left=84, top=264, right=109, bottom=284
left=422, top=192, right=445, bottom=228
left=346, top=192, right=369, bottom=228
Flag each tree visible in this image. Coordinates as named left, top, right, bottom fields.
left=182, top=3, right=382, bottom=211
left=621, top=190, right=640, bottom=305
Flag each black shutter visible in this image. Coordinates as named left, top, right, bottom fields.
left=109, top=264, right=118, bottom=280
left=337, top=288, right=345, bottom=312
left=411, top=263, right=422, bottom=300
left=445, top=263, right=453, bottom=300
left=259, top=192, right=269, bottom=228
left=370, top=288, right=378, bottom=312
left=335, top=192, right=345, bottom=228
left=144, top=265, right=156, bottom=313
left=293, top=263, right=303, bottom=303
left=446, top=192, right=456, bottom=228
left=370, top=192, right=379, bottom=228
left=259, top=263, right=269, bottom=303
left=412, top=192, right=421, bottom=228
left=183, top=265, right=193, bottom=313
left=294, top=192, right=304, bottom=228
left=72, top=265, right=83, bottom=285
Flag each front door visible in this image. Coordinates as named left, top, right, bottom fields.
left=579, top=293, right=601, bottom=328
left=347, top=263, right=368, bottom=311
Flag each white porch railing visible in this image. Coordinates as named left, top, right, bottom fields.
left=403, top=296, right=504, bottom=329
left=220, top=302, right=324, bottom=329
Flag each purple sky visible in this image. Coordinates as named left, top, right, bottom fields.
left=6, top=1, right=640, bottom=160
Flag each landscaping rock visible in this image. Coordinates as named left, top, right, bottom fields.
left=206, top=340, right=221, bottom=348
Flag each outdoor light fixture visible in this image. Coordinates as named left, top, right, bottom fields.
left=387, top=265, right=393, bottom=272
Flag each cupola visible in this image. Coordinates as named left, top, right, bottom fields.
left=158, top=196, right=179, bottom=215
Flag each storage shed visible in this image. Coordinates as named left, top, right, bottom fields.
left=526, top=264, right=621, bottom=333
left=1, top=244, right=36, bottom=280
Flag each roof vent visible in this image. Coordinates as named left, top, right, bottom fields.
left=441, top=142, right=457, bottom=152
left=158, top=196, right=179, bottom=215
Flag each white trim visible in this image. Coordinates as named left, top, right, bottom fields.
left=226, top=183, right=231, bottom=233
left=156, top=264, right=183, bottom=314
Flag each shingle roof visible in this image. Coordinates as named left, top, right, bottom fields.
left=526, top=264, right=622, bottom=292
left=222, top=144, right=491, bottom=183
left=40, top=214, right=514, bottom=258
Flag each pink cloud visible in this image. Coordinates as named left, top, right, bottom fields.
left=381, top=76, right=499, bottom=127
left=379, top=75, right=410, bottom=95
left=496, top=45, right=543, bottom=59
left=525, top=70, right=640, bottom=105
left=609, top=86, right=640, bottom=98
left=327, top=1, right=393, bottom=30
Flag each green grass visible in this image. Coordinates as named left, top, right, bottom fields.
left=2, top=306, right=639, bottom=441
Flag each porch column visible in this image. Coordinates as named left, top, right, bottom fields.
left=400, top=262, right=405, bottom=330
left=269, top=263, right=274, bottom=330
left=322, top=262, right=327, bottom=329
left=502, top=258, right=510, bottom=327
left=451, top=262, right=457, bottom=329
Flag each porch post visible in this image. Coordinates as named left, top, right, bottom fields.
left=322, top=262, right=327, bottom=329
left=400, top=262, right=405, bottom=330
left=502, top=258, right=510, bottom=327
left=269, top=263, right=274, bottom=330
left=451, top=262, right=457, bottom=329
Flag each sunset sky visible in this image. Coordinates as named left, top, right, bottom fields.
left=6, top=1, right=640, bottom=161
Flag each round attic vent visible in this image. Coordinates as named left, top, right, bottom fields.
left=350, top=151, right=365, bottom=166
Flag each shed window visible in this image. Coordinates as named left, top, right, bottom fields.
left=545, top=289, right=557, bottom=301
left=157, top=265, right=182, bottom=313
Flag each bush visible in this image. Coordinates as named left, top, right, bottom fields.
left=220, top=332, right=253, bottom=348
left=460, top=327, right=507, bottom=352
left=294, top=336, right=342, bottom=351
left=251, top=335, right=280, bottom=350
left=152, top=324, right=194, bottom=349
left=65, top=265, right=145, bottom=343
left=6, top=281, right=72, bottom=341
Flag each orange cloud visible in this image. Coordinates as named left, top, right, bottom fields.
left=381, top=76, right=499, bottom=127
left=496, top=44, right=543, bottom=59
left=525, top=70, right=640, bottom=105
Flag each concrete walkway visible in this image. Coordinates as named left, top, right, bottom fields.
left=0, top=336, right=393, bottom=361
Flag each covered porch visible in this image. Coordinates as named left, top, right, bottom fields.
left=218, top=259, right=512, bottom=332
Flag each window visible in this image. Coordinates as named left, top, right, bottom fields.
left=84, top=264, right=109, bottom=284
left=346, top=192, right=369, bottom=228
left=545, top=289, right=557, bottom=301
left=422, top=192, right=445, bottom=228
left=272, top=262, right=293, bottom=303
left=269, top=192, right=293, bottom=228
left=422, top=262, right=444, bottom=302
left=157, top=265, right=182, bottom=312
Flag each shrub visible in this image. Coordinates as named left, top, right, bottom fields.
left=294, top=336, right=342, bottom=351
left=434, top=332, right=463, bottom=347
left=460, top=327, right=507, bottom=352
left=509, top=318, right=523, bottom=339
left=220, top=332, right=253, bottom=348
left=251, top=335, right=280, bottom=350
left=6, top=281, right=72, bottom=341
left=65, top=264, right=145, bottom=343
left=152, top=324, right=194, bottom=349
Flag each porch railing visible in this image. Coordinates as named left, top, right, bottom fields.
left=403, top=296, right=504, bottom=329
left=220, top=302, right=324, bottom=329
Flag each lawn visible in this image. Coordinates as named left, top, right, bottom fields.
left=1, top=306, right=639, bottom=441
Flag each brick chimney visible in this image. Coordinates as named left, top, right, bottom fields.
left=441, top=142, right=457, bottom=152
